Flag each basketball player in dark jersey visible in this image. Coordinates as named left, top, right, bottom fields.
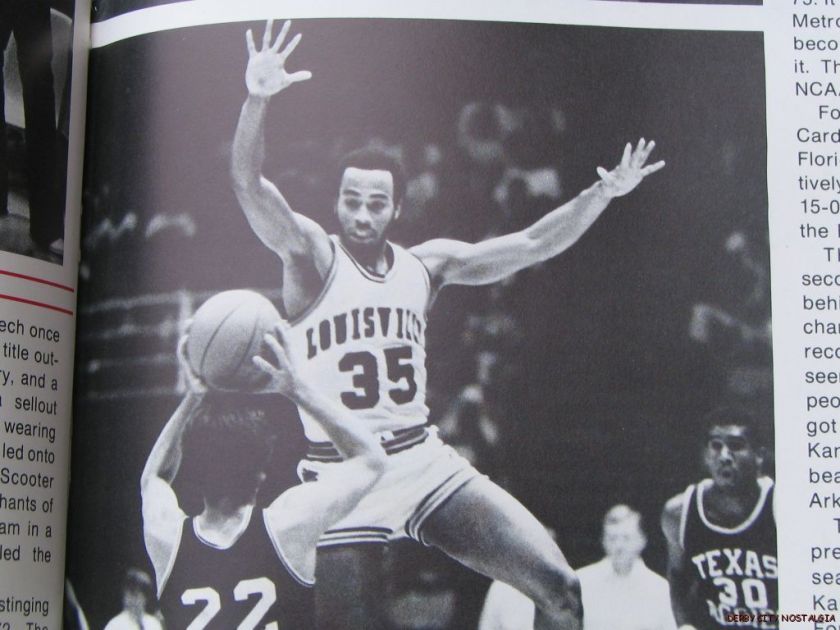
left=661, top=407, right=777, bottom=630
left=232, top=21, right=664, bottom=630
left=140, top=321, right=386, bottom=628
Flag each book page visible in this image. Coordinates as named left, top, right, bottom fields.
left=66, top=2, right=807, bottom=629
left=0, top=1, right=90, bottom=629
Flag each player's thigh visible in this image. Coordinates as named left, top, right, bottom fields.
left=420, top=476, right=570, bottom=590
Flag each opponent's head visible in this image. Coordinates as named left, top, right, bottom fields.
left=601, top=504, right=646, bottom=574
left=701, top=405, right=764, bottom=491
left=335, top=147, right=406, bottom=253
left=182, top=396, right=274, bottom=510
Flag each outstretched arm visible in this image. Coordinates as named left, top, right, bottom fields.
left=231, top=20, right=331, bottom=266
left=661, top=495, right=699, bottom=630
left=412, top=139, right=664, bottom=287
left=259, top=322, right=386, bottom=582
left=140, top=336, right=205, bottom=592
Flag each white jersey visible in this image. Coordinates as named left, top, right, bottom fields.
left=290, top=236, right=431, bottom=442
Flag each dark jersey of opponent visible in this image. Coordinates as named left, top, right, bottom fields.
left=681, top=478, right=777, bottom=630
left=159, top=508, right=313, bottom=629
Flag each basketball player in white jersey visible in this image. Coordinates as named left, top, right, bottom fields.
left=140, top=322, right=386, bottom=628
left=231, top=21, right=665, bottom=630
left=661, top=407, right=777, bottom=630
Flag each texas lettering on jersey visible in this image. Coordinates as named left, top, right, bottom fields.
left=691, top=547, right=778, bottom=629
left=691, top=548, right=778, bottom=581
left=681, top=478, right=778, bottom=630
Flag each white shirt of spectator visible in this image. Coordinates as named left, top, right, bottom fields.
left=578, top=557, right=676, bottom=630
left=478, top=579, right=536, bottom=630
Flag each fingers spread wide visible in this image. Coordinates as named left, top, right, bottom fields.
left=280, top=33, right=302, bottom=61
left=273, top=20, right=292, bottom=52
left=288, top=70, right=312, bottom=84
left=620, top=142, right=632, bottom=168
left=641, top=160, right=666, bottom=175
left=262, top=19, right=274, bottom=48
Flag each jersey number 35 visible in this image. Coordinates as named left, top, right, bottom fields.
left=339, top=346, right=417, bottom=409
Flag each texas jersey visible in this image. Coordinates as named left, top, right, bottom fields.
left=680, top=477, right=777, bottom=630
left=159, top=508, right=313, bottom=629
left=290, top=236, right=431, bottom=441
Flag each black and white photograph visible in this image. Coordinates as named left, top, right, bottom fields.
left=1, top=0, right=75, bottom=263
left=67, top=18, right=772, bottom=629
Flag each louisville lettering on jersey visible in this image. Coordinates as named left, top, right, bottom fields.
left=305, top=306, right=426, bottom=360
left=290, top=237, right=431, bottom=440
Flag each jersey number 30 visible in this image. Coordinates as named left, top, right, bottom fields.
left=339, top=346, right=417, bottom=409
left=181, top=577, right=277, bottom=630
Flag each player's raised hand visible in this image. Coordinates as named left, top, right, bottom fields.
left=253, top=320, right=300, bottom=398
left=596, top=139, right=665, bottom=198
left=177, top=323, right=207, bottom=395
left=245, top=20, right=312, bottom=98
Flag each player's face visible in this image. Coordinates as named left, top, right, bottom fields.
left=602, top=520, right=645, bottom=569
left=336, top=167, right=399, bottom=251
left=703, top=425, right=760, bottom=490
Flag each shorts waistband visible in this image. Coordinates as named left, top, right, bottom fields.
left=306, top=425, right=429, bottom=462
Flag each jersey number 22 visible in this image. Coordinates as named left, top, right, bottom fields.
left=181, top=577, right=277, bottom=630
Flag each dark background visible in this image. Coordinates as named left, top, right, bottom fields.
left=67, top=19, right=770, bottom=628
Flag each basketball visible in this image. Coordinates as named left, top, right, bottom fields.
left=186, top=290, right=281, bottom=391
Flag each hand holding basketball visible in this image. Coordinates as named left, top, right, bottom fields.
left=186, top=290, right=281, bottom=391
left=253, top=321, right=301, bottom=399
left=245, top=20, right=312, bottom=98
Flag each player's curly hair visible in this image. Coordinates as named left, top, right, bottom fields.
left=701, top=405, right=765, bottom=447
left=181, top=394, right=275, bottom=508
left=338, top=146, right=407, bottom=207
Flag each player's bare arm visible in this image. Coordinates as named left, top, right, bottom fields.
left=140, top=334, right=205, bottom=591
left=231, top=21, right=332, bottom=289
left=661, top=494, right=699, bottom=630
left=411, top=139, right=664, bottom=287
left=256, top=322, right=387, bottom=581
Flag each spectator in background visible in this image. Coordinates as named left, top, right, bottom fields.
left=479, top=578, right=538, bottom=630
left=477, top=528, right=557, bottom=630
left=688, top=230, right=770, bottom=350
left=688, top=230, right=772, bottom=403
left=577, top=505, right=676, bottom=630
left=479, top=507, right=676, bottom=630
left=103, top=568, right=163, bottom=630
left=437, top=380, right=500, bottom=470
